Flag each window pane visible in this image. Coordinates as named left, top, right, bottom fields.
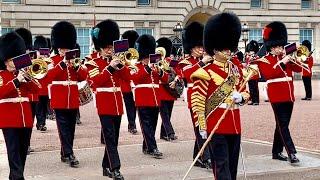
left=73, top=0, right=88, bottom=4
left=301, top=0, right=311, bottom=9
left=1, top=28, right=14, bottom=36
left=2, top=0, right=20, bottom=3
left=299, top=29, right=313, bottom=44
left=137, top=0, right=150, bottom=5
left=136, top=28, right=154, bottom=36
left=251, top=0, right=261, bottom=8
left=76, top=28, right=90, bottom=58
left=248, top=28, right=262, bottom=42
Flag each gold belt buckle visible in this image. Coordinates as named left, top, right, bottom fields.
left=113, top=87, right=117, bottom=92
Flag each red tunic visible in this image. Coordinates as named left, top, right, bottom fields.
left=191, top=57, right=248, bottom=134
left=86, top=56, right=131, bottom=115
left=302, top=56, right=313, bottom=77
left=0, top=70, right=39, bottom=128
left=132, top=62, right=168, bottom=107
left=47, top=55, right=87, bottom=109
left=253, top=53, right=303, bottom=103
left=245, top=54, right=260, bottom=80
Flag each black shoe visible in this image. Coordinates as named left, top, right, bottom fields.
left=61, top=155, right=69, bottom=163
left=76, top=119, right=82, bottom=125
left=68, top=154, right=79, bottom=168
left=103, top=168, right=112, bottom=178
left=27, top=146, right=34, bottom=155
left=143, top=149, right=163, bottom=159
left=160, top=136, right=171, bottom=141
left=301, top=97, right=311, bottom=100
left=272, top=153, right=288, bottom=161
left=288, top=154, right=300, bottom=164
left=203, top=159, right=212, bottom=169
left=169, top=134, right=178, bottom=141
left=112, top=169, right=124, bottom=180
left=37, top=124, right=47, bottom=132
left=252, top=102, right=259, bottom=106
left=128, top=128, right=138, bottom=135
left=264, top=100, right=269, bottom=102
left=194, top=159, right=205, bottom=168
left=248, top=102, right=254, bottom=105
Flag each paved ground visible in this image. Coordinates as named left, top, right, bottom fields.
left=0, top=80, right=319, bottom=179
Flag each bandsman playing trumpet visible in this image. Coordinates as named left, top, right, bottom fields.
left=85, top=19, right=130, bottom=179
left=0, top=32, right=40, bottom=180
left=47, top=21, right=88, bottom=168
left=252, top=21, right=307, bottom=164
left=132, top=34, right=168, bottom=159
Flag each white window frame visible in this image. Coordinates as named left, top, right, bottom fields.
left=250, top=0, right=262, bottom=8
left=73, top=0, right=89, bottom=5
left=301, top=0, right=312, bottom=9
left=299, top=28, right=313, bottom=44
left=137, top=0, right=151, bottom=6
left=1, top=0, right=20, bottom=3
left=248, top=28, right=262, bottom=42
left=136, top=28, right=154, bottom=36
left=76, top=28, right=91, bottom=59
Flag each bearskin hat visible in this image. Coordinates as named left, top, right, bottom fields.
left=182, top=22, right=204, bottom=54
left=302, top=40, right=311, bottom=51
left=204, top=12, right=241, bottom=56
left=263, top=21, right=287, bottom=52
left=15, top=28, right=33, bottom=50
left=171, top=46, right=177, bottom=56
left=0, top=32, right=26, bottom=66
left=246, top=40, right=259, bottom=53
left=122, top=30, right=139, bottom=48
left=51, top=21, right=77, bottom=49
left=33, top=35, right=49, bottom=50
left=157, top=37, right=172, bottom=58
left=92, top=19, right=120, bottom=50
left=136, top=34, right=156, bottom=60
left=46, top=38, right=52, bottom=49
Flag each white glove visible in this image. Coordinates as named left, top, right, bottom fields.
left=48, top=63, right=54, bottom=70
left=17, top=71, right=27, bottom=82
left=199, top=130, right=207, bottom=139
left=232, top=91, right=243, bottom=104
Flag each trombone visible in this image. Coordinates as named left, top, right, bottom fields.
left=112, top=48, right=139, bottom=71
left=289, top=45, right=310, bottom=72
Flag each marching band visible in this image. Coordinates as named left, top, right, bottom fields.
left=0, top=11, right=312, bottom=180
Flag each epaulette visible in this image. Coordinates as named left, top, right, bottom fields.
left=190, top=68, right=211, bottom=82
left=178, top=57, right=192, bottom=65
left=84, top=59, right=99, bottom=67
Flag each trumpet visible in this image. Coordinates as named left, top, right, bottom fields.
left=27, top=58, right=49, bottom=79
left=112, top=48, right=139, bottom=71
left=155, top=47, right=171, bottom=72
left=70, top=58, right=82, bottom=68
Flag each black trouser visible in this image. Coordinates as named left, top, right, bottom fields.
left=248, top=79, right=259, bottom=103
left=35, top=96, right=49, bottom=126
left=160, top=100, right=175, bottom=137
left=55, top=109, right=78, bottom=157
left=28, top=102, right=37, bottom=148
left=100, top=115, right=122, bottom=171
left=76, top=109, right=80, bottom=121
left=3, top=128, right=32, bottom=180
left=190, top=110, right=210, bottom=162
left=271, top=102, right=297, bottom=155
left=138, top=107, right=159, bottom=151
left=302, top=76, right=312, bottom=99
left=209, top=134, right=241, bottom=180
left=123, top=92, right=137, bottom=129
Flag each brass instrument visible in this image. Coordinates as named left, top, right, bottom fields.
left=27, top=58, right=49, bottom=80
left=70, top=58, right=82, bottom=68
left=112, top=48, right=139, bottom=71
left=155, top=47, right=170, bottom=72
left=289, top=45, right=310, bottom=71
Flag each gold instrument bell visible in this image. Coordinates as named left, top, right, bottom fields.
left=26, top=58, right=49, bottom=80
left=113, top=48, right=139, bottom=71
left=155, top=47, right=170, bottom=72
left=294, top=45, right=310, bottom=62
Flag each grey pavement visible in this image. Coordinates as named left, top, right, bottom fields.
left=0, top=140, right=320, bottom=180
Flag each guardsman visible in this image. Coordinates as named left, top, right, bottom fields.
left=0, top=31, right=39, bottom=180
left=47, top=21, right=87, bottom=168
left=15, top=28, right=38, bottom=155
left=191, top=12, right=250, bottom=179
left=253, top=21, right=304, bottom=164
left=245, top=40, right=260, bottom=105
left=34, top=35, right=50, bottom=132
left=179, top=22, right=212, bottom=169
left=85, top=19, right=128, bottom=179
left=132, top=34, right=168, bottom=159
left=301, top=40, right=313, bottom=100
left=121, top=30, right=139, bottom=134
left=156, top=37, right=178, bottom=141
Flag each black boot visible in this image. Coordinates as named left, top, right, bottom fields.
left=112, top=169, right=124, bottom=180
left=288, top=154, right=300, bottom=164
left=272, top=153, right=288, bottom=161
left=103, top=168, right=112, bottom=178
left=68, top=154, right=80, bottom=168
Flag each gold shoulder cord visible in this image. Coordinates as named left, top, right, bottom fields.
left=0, top=76, right=3, bottom=87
